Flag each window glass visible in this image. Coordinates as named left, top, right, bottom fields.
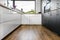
left=15, top=1, right=36, bottom=14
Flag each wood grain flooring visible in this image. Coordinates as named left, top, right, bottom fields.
left=3, top=25, right=60, bottom=40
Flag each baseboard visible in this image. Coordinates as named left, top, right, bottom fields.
left=2, top=24, right=22, bottom=40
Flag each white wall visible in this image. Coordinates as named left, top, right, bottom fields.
left=0, top=0, right=11, bottom=7
left=36, top=0, right=42, bottom=13
left=22, top=14, right=42, bottom=24
left=0, top=0, right=7, bottom=5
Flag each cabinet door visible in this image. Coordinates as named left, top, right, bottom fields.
left=29, top=14, right=42, bottom=24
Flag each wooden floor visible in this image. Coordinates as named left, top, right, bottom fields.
left=3, top=25, right=60, bottom=40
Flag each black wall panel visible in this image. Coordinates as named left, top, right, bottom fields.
left=42, top=10, right=60, bottom=35
left=42, top=0, right=60, bottom=36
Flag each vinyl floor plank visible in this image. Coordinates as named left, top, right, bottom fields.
left=4, top=25, right=60, bottom=40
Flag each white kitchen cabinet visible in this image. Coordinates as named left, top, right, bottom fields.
left=0, top=6, right=21, bottom=40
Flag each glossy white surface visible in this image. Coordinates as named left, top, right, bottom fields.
left=21, top=14, right=42, bottom=24
left=0, top=6, right=21, bottom=40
